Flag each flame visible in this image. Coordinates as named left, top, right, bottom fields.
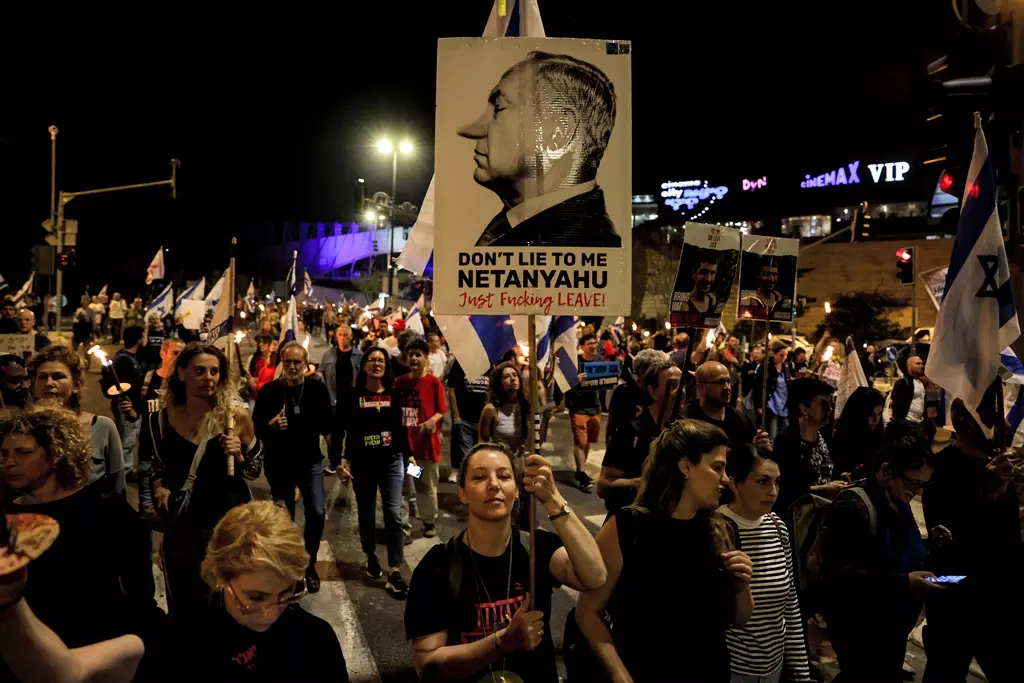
left=631, top=322, right=637, bottom=331
left=518, top=342, right=529, bottom=358
left=87, top=345, right=111, bottom=366
left=240, top=311, right=246, bottom=319
left=664, top=322, right=671, bottom=330
left=233, top=331, right=245, bottom=344
left=643, top=330, right=650, bottom=338
left=821, top=345, right=834, bottom=363
left=824, top=302, right=831, bottom=314
left=705, top=328, right=715, bottom=350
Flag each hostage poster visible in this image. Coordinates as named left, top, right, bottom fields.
left=432, top=37, right=632, bottom=316
left=669, top=222, right=741, bottom=328
left=737, top=235, right=799, bottom=322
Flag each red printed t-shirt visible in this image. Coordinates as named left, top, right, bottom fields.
left=396, top=373, right=447, bottom=463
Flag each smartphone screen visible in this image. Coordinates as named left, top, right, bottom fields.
left=407, top=463, right=423, bottom=479
left=926, top=575, right=966, bottom=584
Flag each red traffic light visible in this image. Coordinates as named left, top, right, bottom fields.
left=896, top=248, right=912, bottom=262
left=939, top=172, right=955, bottom=193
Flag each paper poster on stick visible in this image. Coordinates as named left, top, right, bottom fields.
left=432, top=37, right=632, bottom=316
left=737, top=235, right=799, bottom=322
left=175, top=299, right=205, bottom=330
left=669, top=222, right=741, bottom=328
left=922, top=266, right=948, bottom=311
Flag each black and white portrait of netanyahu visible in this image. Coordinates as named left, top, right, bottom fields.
left=456, top=51, right=621, bottom=248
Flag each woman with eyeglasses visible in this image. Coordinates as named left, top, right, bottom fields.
left=339, top=347, right=412, bottom=597
left=822, top=436, right=942, bottom=683
left=156, top=500, right=348, bottom=682
left=1, top=405, right=162, bottom=681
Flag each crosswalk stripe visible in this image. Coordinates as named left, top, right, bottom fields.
left=307, top=540, right=383, bottom=683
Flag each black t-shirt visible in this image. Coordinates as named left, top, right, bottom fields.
left=685, top=401, right=757, bottom=454
left=392, top=356, right=411, bottom=378
left=610, top=508, right=735, bottom=682
left=566, top=354, right=601, bottom=416
left=606, top=380, right=645, bottom=446
left=157, top=603, right=347, bottom=683
left=253, top=378, right=332, bottom=464
left=335, top=349, right=354, bottom=398
left=405, top=529, right=564, bottom=683
left=142, top=332, right=165, bottom=370
left=2, top=486, right=162, bottom=683
left=603, top=410, right=660, bottom=513
left=447, top=360, right=489, bottom=423
left=344, top=387, right=409, bottom=464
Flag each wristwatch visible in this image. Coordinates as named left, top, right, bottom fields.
left=548, top=502, right=571, bottom=522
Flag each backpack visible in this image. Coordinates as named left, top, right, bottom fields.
left=788, top=486, right=877, bottom=610
left=445, top=528, right=531, bottom=598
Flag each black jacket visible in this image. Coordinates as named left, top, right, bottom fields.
left=889, top=376, right=918, bottom=422
left=751, top=361, right=791, bottom=415
left=476, top=187, right=622, bottom=248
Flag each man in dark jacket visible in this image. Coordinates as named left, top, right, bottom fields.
left=921, top=400, right=1023, bottom=683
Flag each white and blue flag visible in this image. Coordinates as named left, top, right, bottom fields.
left=926, top=117, right=1020, bottom=435
left=0, top=273, right=8, bottom=291
left=12, top=272, right=34, bottom=306
left=396, top=0, right=546, bottom=277
left=406, top=294, right=426, bottom=336
left=204, top=273, right=226, bottom=313
left=303, top=269, right=313, bottom=297
left=175, top=277, right=205, bottom=315
left=436, top=315, right=579, bottom=390
left=145, top=283, right=174, bottom=319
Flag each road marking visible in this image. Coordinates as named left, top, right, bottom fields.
left=305, top=540, right=383, bottom=683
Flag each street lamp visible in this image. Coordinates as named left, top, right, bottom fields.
left=375, top=137, right=414, bottom=297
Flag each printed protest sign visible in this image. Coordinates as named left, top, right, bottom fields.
left=922, top=266, right=948, bottom=311
left=577, top=360, right=621, bottom=391
left=433, top=37, right=632, bottom=315
left=669, top=222, right=741, bottom=328
left=737, top=235, right=799, bottom=322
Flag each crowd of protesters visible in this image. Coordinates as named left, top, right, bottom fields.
left=0, top=283, right=1021, bottom=683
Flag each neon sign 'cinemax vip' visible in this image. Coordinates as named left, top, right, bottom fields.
left=800, top=161, right=861, bottom=189
left=660, top=180, right=729, bottom=212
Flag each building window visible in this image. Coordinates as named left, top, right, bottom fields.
left=305, top=224, right=318, bottom=240
left=325, top=223, right=336, bottom=237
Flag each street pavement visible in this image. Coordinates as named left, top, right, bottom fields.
left=78, top=331, right=985, bottom=683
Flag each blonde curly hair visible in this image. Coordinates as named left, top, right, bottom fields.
left=164, top=342, right=241, bottom=434
left=0, top=404, right=92, bottom=491
left=26, top=345, right=85, bottom=412
left=201, top=501, right=309, bottom=587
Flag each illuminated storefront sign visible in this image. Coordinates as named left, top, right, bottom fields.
left=742, top=176, right=767, bottom=191
left=867, top=161, right=910, bottom=183
left=660, top=180, right=729, bottom=212
left=800, top=161, right=860, bottom=189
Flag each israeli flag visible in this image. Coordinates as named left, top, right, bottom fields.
left=12, top=272, right=34, bottom=305
left=0, top=273, right=7, bottom=291
left=396, top=0, right=546, bottom=276
left=279, top=296, right=298, bottom=344
left=175, top=277, right=206, bottom=317
left=436, top=314, right=579, bottom=388
left=98, top=283, right=108, bottom=297
left=246, top=279, right=255, bottom=302
left=926, top=118, right=1020, bottom=434
left=406, top=294, right=426, bottom=336
left=204, top=272, right=226, bottom=312
left=146, top=284, right=174, bottom=318
left=303, top=269, right=313, bottom=297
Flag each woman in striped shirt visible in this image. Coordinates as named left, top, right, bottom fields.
left=720, top=445, right=812, bottom=683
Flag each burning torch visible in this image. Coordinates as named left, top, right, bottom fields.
left=88, top=346, right=131, bottom=397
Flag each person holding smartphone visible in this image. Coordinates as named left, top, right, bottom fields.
left=340, top=347, right=413, bottom=599
left=822, top=436, right=943, bottom=683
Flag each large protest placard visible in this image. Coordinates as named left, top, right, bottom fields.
left=670, top=222, right=741, bottom=328
left=432, top=37, right=632, bottom=316
left=576, top=360, right=621, bottom=391
left=737, top=235, right=799, bottom=322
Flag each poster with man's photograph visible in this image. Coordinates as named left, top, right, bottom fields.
left=669, top=222, right=741, bottom=328
left=736, top=235, right=799, bottom=322
left=432, top=37, right=632, bottom=316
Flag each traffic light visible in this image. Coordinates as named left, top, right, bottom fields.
left=58, top=248, right=76, bottom=270
left=896, top=247, right=914, bottom=285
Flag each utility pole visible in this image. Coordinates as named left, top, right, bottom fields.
left=53, top=160, right=179, bottom=334
left=389, top=149, right=398, bottom=298
left=49, top=126, right=59, bottom=331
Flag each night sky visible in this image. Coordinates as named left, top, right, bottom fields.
left=0, top=0, right=951, bottom=298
